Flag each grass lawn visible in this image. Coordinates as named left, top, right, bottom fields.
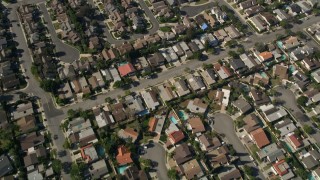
left=144, top=0, right=152, bottom=7
left=98, top=3, right=104, bottom=10
left=53, top=22, right=61, bottom=30
left=195, top=0, right=209, bottom=5
left=107, top=21, right=114, bottom=28
left=159, top=26, right=172, bottom=32
left=249, top=144, right=262, bottom=163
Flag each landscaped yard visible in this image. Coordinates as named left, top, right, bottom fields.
left=107, top=21, right=114, bottom=29
left=53, top=22, right=61, bottom=30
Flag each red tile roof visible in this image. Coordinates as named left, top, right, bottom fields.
left=259, top=51, right=273, bottom=61
left=118, top=63, right=135, bottom=77
left=250, top=128, right=270, bottom=149
left=80, top=144, right=94, bottom=161
left=148, top=117, right=158, bottom=132
left=116, top=145, right=133, bottom=165
left=169, top=130, right=185, bottom=144
left=288, top=134, right=303, bottom=148
left=273, top=160, right=289, bottom=176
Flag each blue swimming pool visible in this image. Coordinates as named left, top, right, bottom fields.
left=170, top=116, right=178, bottom=124
left=138, top=109, right=149, bottom=116
left=178, top=110, right=189, bottom=121
left=277, top=41, right=283, bottom=49
left=96, top=145, right=105, bottom=157
left=118, top=165, right=129, bottom=174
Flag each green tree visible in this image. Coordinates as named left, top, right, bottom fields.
left=63, top=139, right=71, bottom=149
left=303, top=125, right=314, bottom=134
left=225, top=39, right=237, bottom=48
left=255, top=42, right=266, bottom=52
left=280, top=21, right=290, bottom=29
left=202, top=63, right=213, bottom=70
left=40, top=79, right=59, bottom=93
left=167, top=169, right=178, bottom=180
left=237, top=46, right=245, bottom=54
left=297, top=96, right=308, bottom=107
left=52, top=159, right=62, bottom=174
left=228, top=51, right=239, bottom=58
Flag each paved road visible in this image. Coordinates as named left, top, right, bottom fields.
left=39, top=3, right=80, bottom=64
left=275, top=86, right=320, bottom=144
left=181, top=2, right=215, bottom=17
left=87, top=0, right=160, bottom=45
left=142, top=143, right=168, bottom=180
left=6, top=1, right=72, bottom=179
left=212, top=113, right=265, bottom=179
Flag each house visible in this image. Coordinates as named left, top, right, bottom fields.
left=198, top=134, right=221, bottom=151
left=283, top=36, right=300, bottom=50
left=250, top=128, right=270, bottom=149
left=312, top=68, right=320, bottom=83
left=68, top=117, right=91, bottom=134
left=239, top=0, right=257, bottom=10
left=118, top=63, right=136, bottom=77
left=118, top=128, right=139, bottom=142
left=187, top=98, right=208, bottom=114
left=174, top=79, right=190, bottom=96
left=224, top=25, right=241, bottom=39
left=286, top=4, right=302, bottom=16
left=94, top=108, right=115, bottom=128
left=168, top=130, right=185, bottom=145
left=172, top=24, right=187, bottom=35
left=111, top=103, right=127, bottom=122
left=290, top=46, right=314, bottom=61
left=181, top=159, right=204, bottom=180
left=116, top=43, right=133, bottom=56
left=158, top=82, right=177, bottom=102
left=297, top=1, right=313, bottom=14
left=147, top=52, right=166, bottom=67
left=125, top=95, right=145, bottom=115
left=203, top=12, right=216, bottom=28
left=312, top=167, right=320, bottom=180
left=0, top=155, right=13, bottom=177
left=134, top=57, right=151, bottom=74
left=253, top=72, right=269, bottom=87
left=272, top=160, right=295, bottom=180
left=305, top=89, right=320, bottom=103
left=79, top=77, right=91, bottom=94
left=1, top=74, right=20, bottom=91
left=191, top=39, right=204, bottom=50
left=257, top=143, right=284, bottom=163
left=80, top=144, right=98, bottom=162
left=240, top=53, right=258, bottom=69
left=179, top=41, right=193, bottom=57
left=58, top=64, right=76, bottom=80
left=243, top=114, right=260, bottom=133
left=88, top=36, right=101, bottom=50
left=173, top=143, right=193, bottom=165
left=249, top=15, right=267, bottom=32
left=89, top=71, right=105, bottom=89
left=101, top=49, right=116, bottom=61
left=186, top=74, right=206, bottom=91
left=200, top=33, right=219, bottom=47
left=273, top=64, right=289, bottom=80
left=245, top=5, right=265, bottom=17
left=301, top=57, right=320, bottom=71
left=16, top=115, right=36, bottom=133
left=257, top=51, right=273, bottom=62
left=206, top=145, right=230, bottom=168
left=188, top=41, right=200, bottom=53
left=187, top=117, right=205, bottom=134
left=230, top=59, right=247, bottom=74
left=273, top=9, right=290, bottom=21
left=260, top=12, right=278, bottom=27
left=292, top=70, right=310, bottom=90
left=211, top=7, right=227, bottom=23
left=109, top=67, right=121, bottom=82
left=19, top=132, right=45, bottom=151
left=141, top=90, right=160, bottom=111
left=159, top=47, right=178, bottom=62
left=12, top=102, right=34, bottom=120
left=260, top=104, right=287, bottom=122
left=172, top=43, right=185, bottom=57
left=27, top=170, right=43, bottom=180
left=200, top=68, right=216, bottom=86
left=122, top=165, right=148, bottom=180
left=301, top=150, right=320, bottom=170
left=233, top=99, right=252, bottom=115
left=116, top=146, right=133, bottom=166
left=286, top=133, right=303, bottom=150
left=148, top=117, right=158, bottom=132
left=214, top=63, right=232, bottom=79
left=0, top=110, right=8, bottom=129
left=218, top=165, right=242, bottom=180
left=58, top=82, right=74, bottom=100
left=250, top=89, right=270, bottom=106
left=23, top=153, right=39, bottom=168
left=79, top=127, right=98, bottom=146
left=89, top=159, right=109, bottom=179
left=275, top=119, right=296, bottom=137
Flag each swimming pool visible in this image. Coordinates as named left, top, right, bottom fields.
left=170, top=116, right=178, bottom=124
left=96, top=145, right=105, bottom=157
left=277, top=41, right=283, bottom=49
left=178, top=110, right=189, bottom=121
left=118, top=165, right=129, bottom=174
left=289, top=65, right=296, bottom=73
left=137, top=109, right=149, bottom=116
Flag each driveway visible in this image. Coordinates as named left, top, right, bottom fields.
left=39, top=3, right=80, bottom=64
left=142, top=142, right=168, bottom=180
left=275, top=86, right=320, bottom=144
left=181, top=2, right=215, bottom=17
left=212, top=113, right=265, bottom=179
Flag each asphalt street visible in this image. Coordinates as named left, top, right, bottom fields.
left=212, top=113, right=265, bottom=179
left=39, top=3, right=80, bottom=64
left=181, top=2, right=216, bottom=17
left=275, top=86, right=320, bottom=144
left=142, top=143, right=168, bottom=180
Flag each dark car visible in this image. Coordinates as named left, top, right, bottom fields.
left=58, top=150, right=67, bottom=157
left=54, top=135, right=58, bottom=140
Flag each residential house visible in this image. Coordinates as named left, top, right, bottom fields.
left=283, top=36, right=300, bottom=50
left=181, top=159, right=204, bottom=180
left=200, top=68, right=216, bottom=86
left=173, top=143, right=193, bottom=165
left=256, top=51, right=273, bottom=63
left=240, top=53, right=259, bottom=69
left=159, top=47, right=178, bottom=62
left=187, top=98, right=208, bottom=114
left=243, top=114, right=261, bottom=133
left=287, top=4, right=302, bottom=16
left=191, top=39, right=205, bottom=50
left=125, top=95, right=145, bottom=115
left=147, top=52, right=166, bottom=67
left=79, top=127, right=98, bottom=146
left=250, top=89, right=270, bottom=106
left=301, top=57, right=320, bottom=71
left=292, top=70, right=310, bottom=90
left=172, top=24, right=187, bottom=35
left=233, top=98, right=252, bottom=115
left=273, top=64, right=289, bottom=80
left=250, top=128, right=270, bottom=149
left=214, top=63, right=232, bottom=79
left=89, top=159, right=109, bottom=179
left=23, top=153, right=38, bottom=167
left=224, top=25, right=241, bottom=39
left=118, top=128, right=139, bottom=142
left=286, top=133, right=303, bottom=151
left=312, top=167, right=320, bottom=180
left=94, top=108, right=115, bottom=128
left=249, top=14, right=267, bottom=32
left=312, top=68, right=320, bottom=83
left=272, top=160, right=295, bottom=180
left=186, top=74, right=206, bottom=91
left=221, top=88, right=231, bottom=106
left=158, top=82, right=177, bottom=102
left=257, top=143, right=284, bottom=163
left=253, top=72, right=269, bottom=87
left=0, top=110, right=8, bottom=129
left=172, top=43, right=185, bottom=57
left=260, top=104, right=287, bottom=122
left=301, top=150, right=320, bottom=170
left=116, top=43, right=133, bottom=56
left=179, top=41, right=193, bottom=57
left=188, top=41, right=200, bottom=53
left=133, top=56, right=151, bottom=74
left=187, top=117, right=205, bottom=134
left=198, top=134, right=221, bottom=151
left=218, top=165, right=242, bottom=180
left=58, top=64, right=76, bottom=80
left=19, top=132, right=45, bottom=151
left=141, top=90, right=160, bottom=111
left=230, top=59, right=247, bottom=74
left=290, top=46, right=314, bottom=61
left=1, top=74, right=20, bottom=91
left=101, top=49, right=117, bottom=61
left=297, top=1, right=313, bottom=14
left=111, top=103, right=127, bottom=122
left=273, top=9, right=290, bottom=21
left=12, top=102, right=34, bottom=120
left=245, top=5, right=265, bottom=17
left=79, top=77, right=91, bottom=95
left=207, top=145, right=230, bottom=168
left=0, top=155, right=13, bottom=177
left=116, top=146, right=133, bottom=166
left=168, top=130, right=185, bottom=145
left=89, top=71, right=106, bottom=89
left=80, top=144, right=98, bottom=163
left=274, top=119, right=296, bottom=137
left=260, top=12, right=278, bottom=27
left=203, top=12, right=216, bottom=28
left=239, top=0, right=257, bottom=10
left=122, top=165, right=148, bottom=180
left=16, top=115, right=36, bottom=133
left=200, top=33, right=219, bottom=47
left=148, top=117, right=158, bottom=132
left=109, top=67, right=121, bottom=82
left=305, top=89, right=320, bottom=104
left=211, top=7, right=227, bottom=23
left=174, top=79, right=190, bottom=96
left=118, top=63, right=136, bottom=77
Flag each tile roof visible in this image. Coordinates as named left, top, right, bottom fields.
left=250, top=128, right=270, bottom=148
left=259, top=51, right=273, bottom=61
left=118, top=63, right=135, bottom=77
left=116, top=145, right=133, bottom=165
left=169, top=130, right=185, bottom=144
